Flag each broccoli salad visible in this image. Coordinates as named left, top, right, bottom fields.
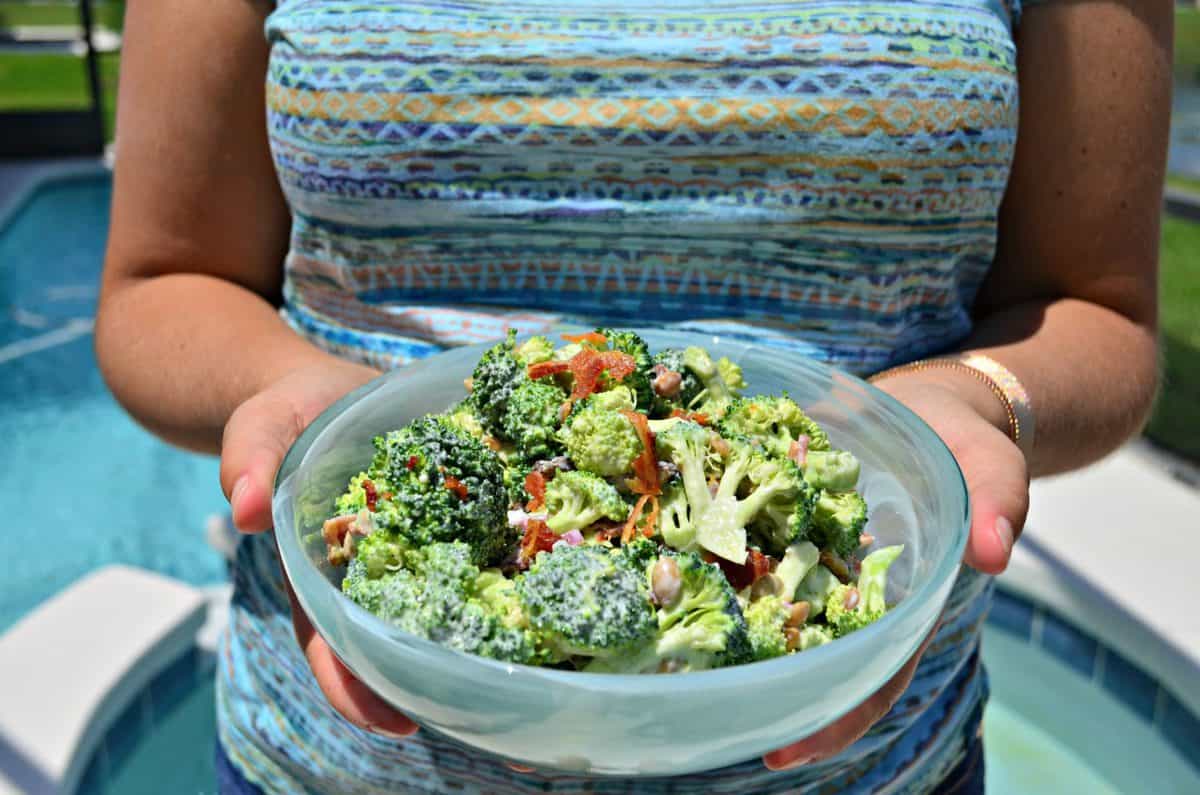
left=321, top=329, right=904, bottom=673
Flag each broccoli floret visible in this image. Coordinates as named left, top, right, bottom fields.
left=587, top=550, right=751, bottom=673
left=794, top=564, right=841, bottom=618
left=681, top=346, right=746, bottom=417
left=443, top=399, right=487, bottom=442
left=812, top=490, right=869, bottom=557
left=354, top=530, right=410, bottom=578
left=576, top=385, right=636, bottom=414
left=803, top=449, right=861, bottom=492
left=741, top=455, right=818, bottom=556
left=649, top=348, right=703, bottom=417
left=594, top=328, right=655, bottom=411
left=371, top=415, right=513, bottom=565
left=543, top=470, right=629, bottom=533
left=775, top=541, right=820, bottom=599
left=656, top=423, right=814, bottom=561
left=334, top=472, right=389, bottom=516
left=469, top=331, right=526, bottom=434
left=514, top=335, right=555, bottom=366
left=502, top=379, right=567, bottom=464
left=656, top=481, right=697, bottom=552
left=341, top=557, right=422, bottom=620
left=474, top=569, right=526, bottom=630
left=796, top=625, right=834, bottom=651
left=515, top=544, right=657, bottom=658
left=718, top=394, right=830, bottom=459
left=826, top=545, right=904, bottom=637
left=558, top=404, right=643, bottom=477
left=745, top=595, right=791, bottom=661
left=343, top=542, right=542, bottom=664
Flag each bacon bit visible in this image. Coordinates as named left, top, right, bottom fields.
left=621, top=410, right=661, bottom=496
left=524, top=470, right=547, bottom=511
left=483, top=435, right=502, bottom=451
left=444, top=476, right=469, bottom=501
left=519, top=518, right=558, bottom=565
left=527, top=360, right=570, bottom=380
left=561, top=331, right=608, bottom=346
left=362, top=479, right=379, bottom=512
left=859, top=533, right=876, bottom=549
left=788, top=435, right=810, bottom=467
left=463, top=376, right=474, bottom=393
left=713, top=548, right=773, bottom=591
left=670, top=408, right=710, bottom=426
left=406, top=455, right=419, bottom=471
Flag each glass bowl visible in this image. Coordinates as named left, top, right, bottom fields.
left=272, top=329, right=969, bottom=776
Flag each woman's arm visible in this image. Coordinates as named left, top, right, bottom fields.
left=95, top=0, right=368, bottom=457
left=955, top=0, right=1170, bottom=475
left=765, top=0, right=1172, bottom=769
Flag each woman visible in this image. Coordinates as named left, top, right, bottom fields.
left=96, top=0, right=1169, bottom=791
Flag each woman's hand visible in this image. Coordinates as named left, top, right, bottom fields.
left=219, top=361, right=420, bottom=738
left=763, top=369, right=1028, bottom=770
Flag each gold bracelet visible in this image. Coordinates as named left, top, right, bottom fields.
left=868, top=354, right=1035, bottom=458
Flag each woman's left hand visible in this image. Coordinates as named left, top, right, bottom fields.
left=762, top=371, right=1028, bottom=770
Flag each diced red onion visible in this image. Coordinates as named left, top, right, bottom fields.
left=561, top=529, right=584, bottom=546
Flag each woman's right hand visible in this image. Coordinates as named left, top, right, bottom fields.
left=218, top=360, right=420, bottom=739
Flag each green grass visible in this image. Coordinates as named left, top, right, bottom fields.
left=1167, top=173, right=1200, bottom=196
left=0, top=51, right=119, bottom=138
left=0, top=2, right=124, bottom=31
left=1178, top=7, right=1200, bottom=84
left=1145, top=216, right=1200, bottom=461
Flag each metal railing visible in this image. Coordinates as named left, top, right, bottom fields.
left=0, top=1, right=114, bottom=158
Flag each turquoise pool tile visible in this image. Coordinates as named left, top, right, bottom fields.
left=1036, top=612, right=1097, bottom=678
left=1101, top=649, right=1158, bottom=722
left=148, top=647, right=199, bottom=718
left=76, top=752, right=108, bottom=795
left=1160, top=692, right=1200, bottom=773
left=984, top=590, right=1033, bottom=639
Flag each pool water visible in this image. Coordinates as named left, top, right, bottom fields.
left=0, top=174, right=228, bottom=633
left=5, top=174, right=1198, bottom=794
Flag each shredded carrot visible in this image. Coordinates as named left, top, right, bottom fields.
left=444, top=476, right=469, bottom=501
left=523, top=470, right=547, bottom=511
left=669, top=408, right=710, bottom=426
left=621, top=494, right=658, bottom=544
left=620, top=410, right=661, bottom=496
left=561, top=331, right=609, bottom=346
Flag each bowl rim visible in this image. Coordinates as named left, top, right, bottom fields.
left=272, top=329, right=970, bottom=695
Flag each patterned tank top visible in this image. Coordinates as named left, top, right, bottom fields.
left=219, top=0, right=1021, bottom=790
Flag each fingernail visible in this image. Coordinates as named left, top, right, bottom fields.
left=230, top=475, right=249, bottom=510
left=993, top=516, right=1014, bottom=558
left=370, top=725, right=416, bottom=740
left=764, top=752, right=812, bottom=771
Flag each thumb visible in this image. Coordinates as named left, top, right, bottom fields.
left=219, top=389, right=307, bottom=533
left=960, top=430, right=1029, bottom=575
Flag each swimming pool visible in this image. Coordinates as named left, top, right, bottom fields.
left=0, top=173, right=229, bottom=635
left=2, top=172, right=1197, bottom=794
left=66, top=591, right=1200, bottom=794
